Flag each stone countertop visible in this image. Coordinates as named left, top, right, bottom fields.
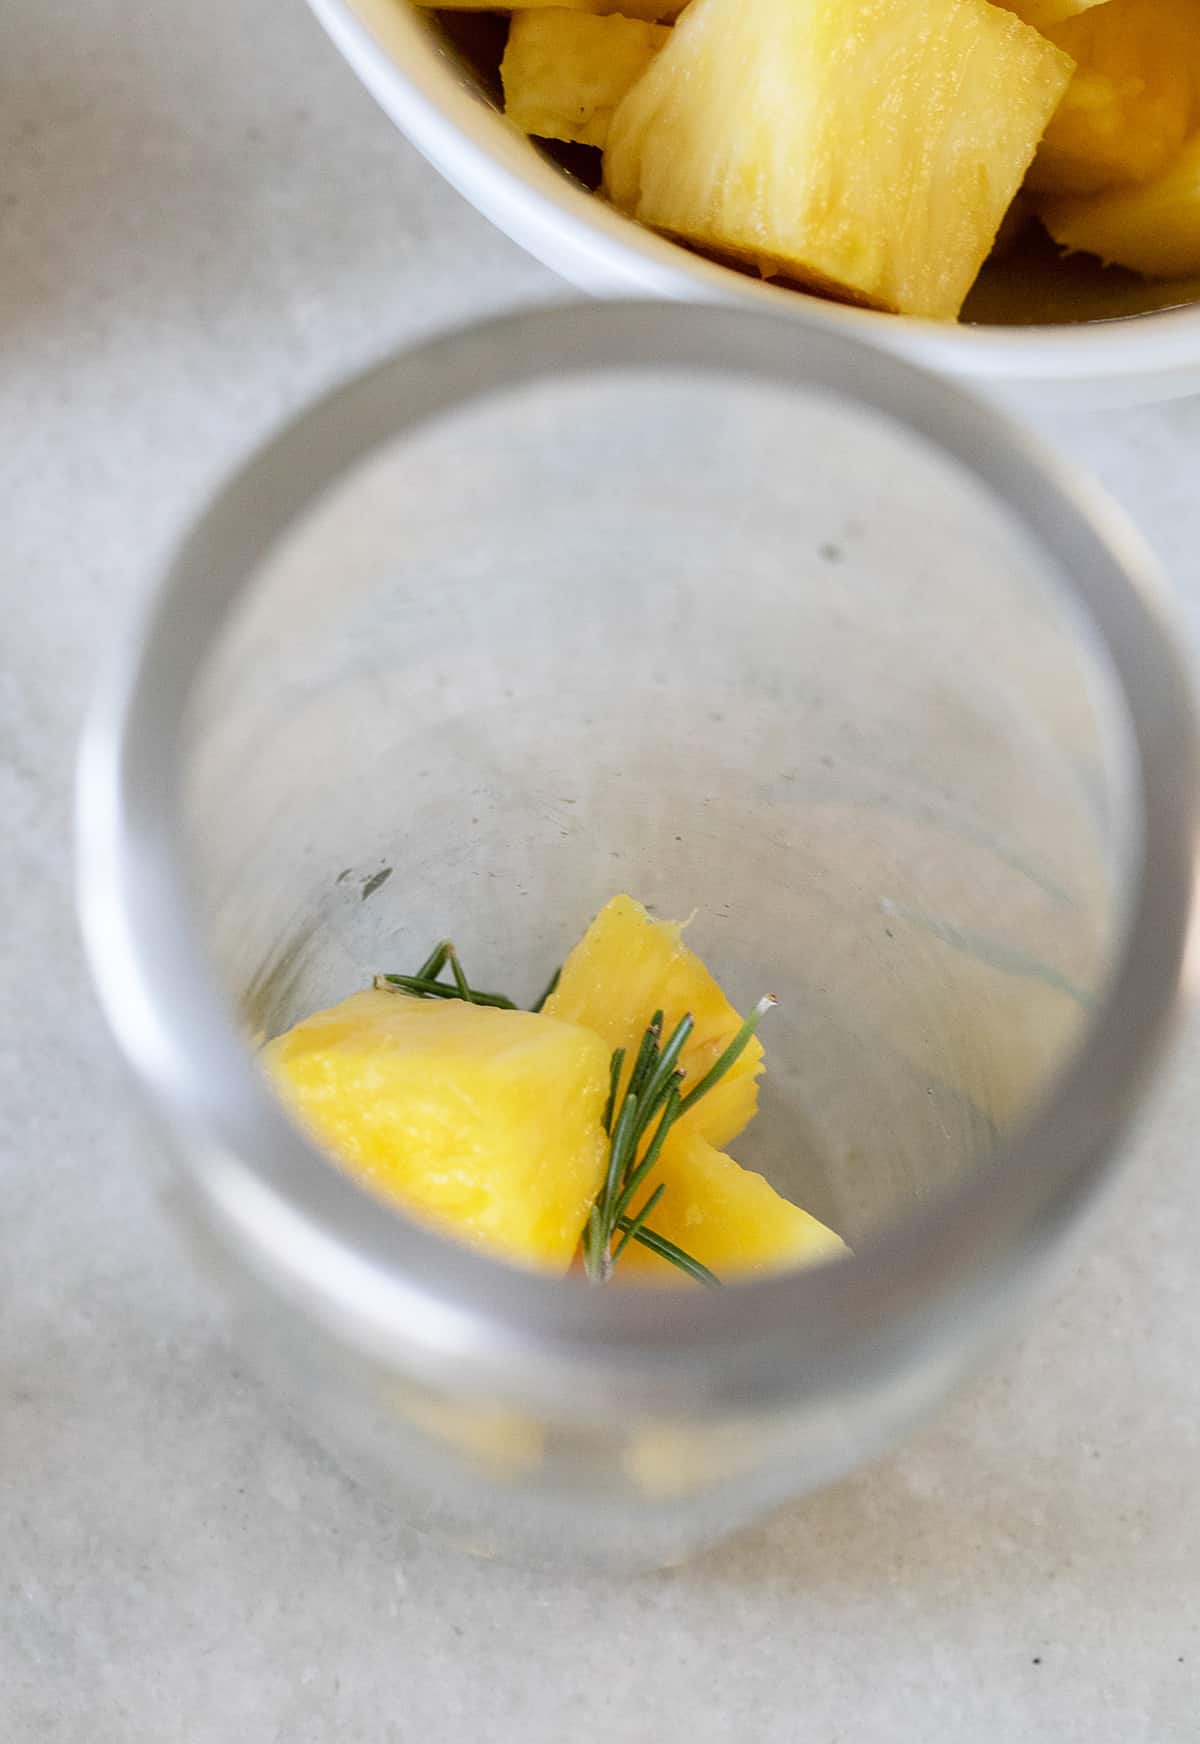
left=4, top=1, right=1199, bottom=1738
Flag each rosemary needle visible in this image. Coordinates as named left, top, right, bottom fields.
left=615, top=1218, right=720, bottom=1287
left=446, top=944, right=475, bottom=1003
left=627, top=1010, right=664, bottom=1103
left=678, top=996, right=776, bottom=1115
left=413, top=940, right=452, bottom=981
left=601, top=1047, right=626, bottom=1136
left=375, top=972, right=516, bottom=1009
left=610, top=1085, right=680, bottom=1228
left=611, top=1181, right=665, bottom=1261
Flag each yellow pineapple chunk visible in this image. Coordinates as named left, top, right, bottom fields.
left=1027, top=0, right=1197, bottom=198
left=995, top=0, right=1109, bottom=28
left=262, top=988, right=610, bottom=1273
left=1039, top=132, right=1200, bottom=275
left=426, top=0, right=687, bottom=19
left=544, top=894, right=763, bottom=1149
left=620, top=1128, right=847, bottom=1282
left=502, top=10, right=669, bottom=150
left=603, top=0, right=1073, bottom=320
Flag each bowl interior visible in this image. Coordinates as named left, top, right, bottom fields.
left=430, top=8, right=1200, bottom=332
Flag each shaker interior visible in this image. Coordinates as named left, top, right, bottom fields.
left=183, top=366, right=1137, bottom=1254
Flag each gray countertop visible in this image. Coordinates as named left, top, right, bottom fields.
left=5, top=1, right=1199, bottom=1737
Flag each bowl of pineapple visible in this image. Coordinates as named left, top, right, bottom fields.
left=308, top=0, right=1200, bottom=404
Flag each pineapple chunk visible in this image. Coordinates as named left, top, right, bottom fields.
left=543, top=894, right=763, bottom=1150
left=603, top=0, right=1073, bottom=321
left=1039, top=132, right=1200, bottom=275
left=426, top=0, right=687, bottom=19
left=262, top=988, right=610, bottom=1273
left=1027, top=0, right=1197, bottom=198
left=620, top=1128, right=847, bottom=1283
left=502, top=10, right=669, bottom=150
left=995, top=0, right=1109, bottom=27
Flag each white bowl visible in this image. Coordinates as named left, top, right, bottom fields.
left=309, top=0, right=1200, bottom=408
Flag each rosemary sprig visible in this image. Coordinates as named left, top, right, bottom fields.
left=377, top=941, right=545, bottom=1014
left=580, top=995, right=775, bottom=1286
left=376, top=942, right=518, bottom=1009
left=375, top=971, right=517, bottom=1009
left=377, top=936, right=774, bottom=1286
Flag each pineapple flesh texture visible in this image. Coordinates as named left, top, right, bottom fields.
left=1039, top=132, right=1200, bottom=275
left=603, top=0, right=1073, bottom=320
left=620, top=1128, right=847, bottom=1282
left=502, top=10, right=670, bottom=149
left=1027, top=0, right=1199, bottom=197
left=544, top=893, right=763, bottom=1151
left=262, top=988, right=610, bottom=1273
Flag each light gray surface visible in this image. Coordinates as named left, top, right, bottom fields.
left=4, top=1, right=1199, bottom=1738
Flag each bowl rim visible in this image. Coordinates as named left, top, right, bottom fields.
left=308, top=0, right=1200, bottom=386
left=77, top=300, right=1199, bottom=1415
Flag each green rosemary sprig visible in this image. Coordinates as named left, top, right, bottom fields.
left=376, top=936, right=774, bottom=1286
left=580, top=995, right=774, bottom=1285
left=375, top=972, right=517, bottom=1008
left=376, top=940, right=545, bottom=1013
left=375, top=941, right=517, bottom=1009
